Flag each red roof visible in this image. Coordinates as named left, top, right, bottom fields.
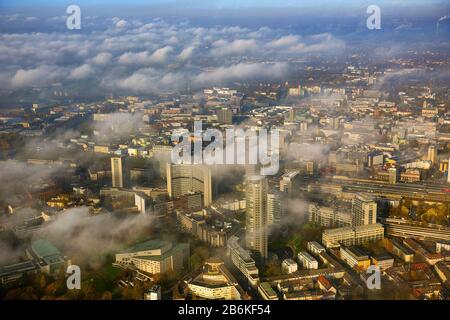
left=410, top=262, right=428, bottom=271
left=317, top=275, right=332, bottom=290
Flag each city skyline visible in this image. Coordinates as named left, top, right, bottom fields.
left=0, top=0, right=449, bottom=306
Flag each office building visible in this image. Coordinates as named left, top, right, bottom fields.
left=111, top=156, right=125, bottom=188
left=115, top=239, right=189, bottom=275
left=280, top=171, right=300, bottom=194
left=0, top=260, right=40, bottom=285
left=267, top=191, right=282, bottom=226
left=134, top=192, right=149, bottom=214
left=353, top=224, right=385, bottom=245
left=387, top=238, right=415, bottom=263
left=227, top=236, right=259, bottom=287
left=339, top=246, right=371, bottom=271
left=245, top=176, right=268, bottom=260
left=288, top=108, right=296, bottom=121
left=388, top=167, right=398, bottom=184
left=245, top=164, right=260, bottom=178
left=152, top=144, right=174, bottom=177
left=322, top=224, right=384, bottom=248
left=352, top=195, right=377, bottom=227
left=176, top=210, right=226, bottom=247
left=371, top=255, right=394, bottom=270
left=186, top=258, right=242, bottom=300
left=383, top=218, right=450, bottom=242
left=308, top=203, right=352, bottom=228
left=217, top=107, right=233, bottom=125
left=167, top=164, right=213, bottom=206
left=427, top=145, right=437, bottom=165
left=26, top=240, right=67, bottom=275
left=130, top=168, right=152, bottom=185
left=368, top=152, right=384, bottom=167
left=436, top=242, right=450, bottom=253
left=288, top=85, right=302, bottom=97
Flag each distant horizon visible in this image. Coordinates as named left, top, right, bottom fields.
left=1, top=0, right=448, bottom=14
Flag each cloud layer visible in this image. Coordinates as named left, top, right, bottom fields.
left=0, top=15, right=346, bottom=95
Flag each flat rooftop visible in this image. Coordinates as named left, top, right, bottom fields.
left=31, top=239, right=61, bottom=258
left=119, top=239, right=171, bottom=254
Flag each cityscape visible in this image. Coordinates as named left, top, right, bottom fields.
left=0, top=0, right=450, bottom=303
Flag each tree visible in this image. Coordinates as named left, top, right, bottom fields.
left=39, top=274, right=47, bottom=290
left=131, top=281, right=144, bottom=300
left=44, top=282, right=58, bottom=298
left=287, top=234, right=303, bottom=255
left=101, top=291, right=113, bottom=300
left=5, top=286, right=38, bottom=300
left=262, top=259, right=282, bottom=277
left=188, top=253, right=203, bottom=270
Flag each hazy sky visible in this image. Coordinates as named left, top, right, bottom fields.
left=0, top=0, right=448, bottom=103
left=2, top=0, right=447, bottom=9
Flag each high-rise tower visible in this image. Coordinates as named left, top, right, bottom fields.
left=245, top=176, right=268, bottom=261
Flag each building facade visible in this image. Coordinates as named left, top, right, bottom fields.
left=167, top=164, right=213, bottom=206
left=245, top=176, right=269, bottom=260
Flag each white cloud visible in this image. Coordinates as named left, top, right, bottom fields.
left=24, top=17, right=39, bottom=23
left=90, top=52, right=113, bottom=65
left=114, top=68, right=185, bottom=93
left=266, top=35, right=301, bottom=48
left=115, top=19, right=128, bottom=28
left=150, top=46, right=173, bottom=63
left=178, top=46, right=196, bottom=61
left=210, top=39, right=258, bottom=56
left=11, top=65, right=64, bottom=88
left=69, top=63, right=94, bottom=80
left=0, top=18, right=346, bottom=93
left=118, top=46, right=173, bottom=65
left=194, top=62, right=289, bottom=85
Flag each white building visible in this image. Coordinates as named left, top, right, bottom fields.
left=227, top=236, right=259, bottom=287
left=246, top=176, right=268, bottom=260
left=307, top=241, right=326, bottom=256
left=436, top=242, right=450, bottom=253
left=144, top=285, right=161, bottom=300
left=280, top=171, right=300, bottom=194
left=186, top=259, right=241, bottom=300
left=267, top=192, right=282, bottom=226
left=111, top=156, right=124, bottom=188
left=322, top=224, right=384, bottom=248
left=339, top=246, right=370, bottom=270
left=352, top=194, right=377, bottom=226
left=298, top=251, right=319, bottom=270
left=115, top=240, right=189, bottom=275
left=281, top=259, right=298, bottom=274
left=134, top=193, right=148, bottom=214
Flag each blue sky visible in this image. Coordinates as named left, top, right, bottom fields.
left=2, top=0, right=447, bottom=19
left=2, top=0, right=446, bottom=8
